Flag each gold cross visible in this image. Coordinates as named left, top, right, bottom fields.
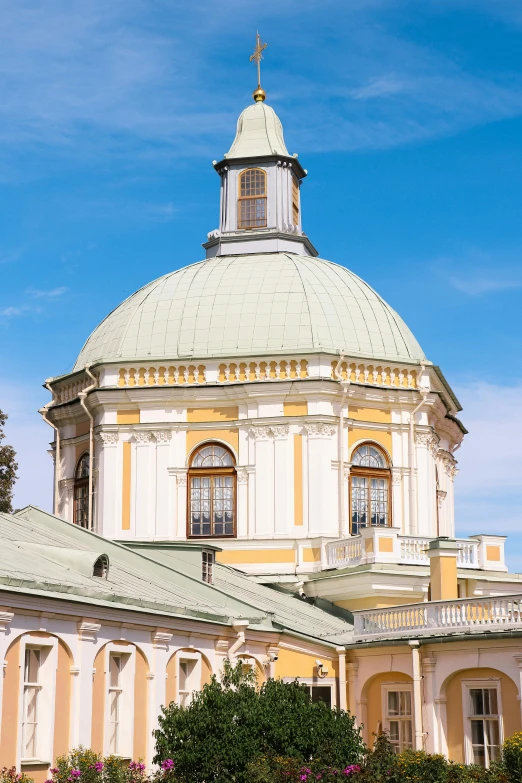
left=250, top=32, right=267, bottom=89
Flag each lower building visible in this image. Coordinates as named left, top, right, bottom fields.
left=0, top=506, right=521, bottom=780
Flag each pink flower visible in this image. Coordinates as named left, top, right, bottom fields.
left=70, top=772, right=82, bottom=779
left=161, top=759, right=174, bottom=771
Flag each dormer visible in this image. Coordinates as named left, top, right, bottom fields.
left=204, top=99, right=317, bottom=258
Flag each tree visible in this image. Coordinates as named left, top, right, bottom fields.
left=0, top=410, right=18, bottom=514
left=153, top=660, right=364, bottom=783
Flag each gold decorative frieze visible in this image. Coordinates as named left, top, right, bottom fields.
left=118, top=365, right=206, bottom=387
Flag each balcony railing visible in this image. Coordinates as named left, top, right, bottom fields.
left=325, top=531, right=504, bottom=571
left=353, top=593, right=522, bottom=640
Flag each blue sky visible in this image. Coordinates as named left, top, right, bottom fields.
left=1, top=0, right=521, bottom=567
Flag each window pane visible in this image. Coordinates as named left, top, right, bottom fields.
left=240, top=169, right=266, bottom=197
left=213, top=475, right=234, bottom=536
left=370, top=478, right=388, bottom=526
left=472, top=744, right=486, bottom=768
left=310, top=686, right=332, bottom=706
left=389, top=720, right=400, bottom=745
left=387, top=691, right=400, bottom=716
left=351, top=476, right=367, bottom=534
left=471, top=719, right=485, bottom=745
left=401, top=719, right=413, bottom=747
left=192, top=445, right=234, bottom=468
left=352, top=445, right=386, bottom=468
left=109, top=655, right=121, bottom=688
left=470, top=689, right=485, bottom=716
left=24, top=649, right=40, bottom=684
left=485, top=689, right=498, bottom=715
left=485, top=719, right=500, bottom=750
left=400, top=690, right=412, bottom=716
left=109, top=690, right=119, bottom=754
left=23, top=686, right=38, bottom=758
left=239, top=197, right=267, bottom=228
left=191, top=476, right=211, bottom=536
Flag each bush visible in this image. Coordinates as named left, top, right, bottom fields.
left=503, top=733, right=522, bottom=783
left=48, top=748, right=149, bottom=783
left=0, top=769, right=34, bottom=783
left=153, top=660, right=365, bottom=783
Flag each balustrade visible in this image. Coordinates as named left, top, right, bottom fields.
left=353, top=594, right=522, bottom=639
left=331, top=360, right=417, bottom=389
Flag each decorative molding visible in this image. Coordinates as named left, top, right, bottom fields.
left=391, top=468, right=402, bottom=486
left=134, top=431, right=153, bottom=444
left=77, top=619, right=101, bottom=643
left=152, top=629, right=173, bottom=649
left=70, top=666, right=80, bottom=676
left=153, top=430, right=172, bottom=444
left=59, top=478, right=75, bottom=489
left=422, top=656, right=437, bottom=673
left=96, top=431, right=119, bottom=446
left=0, top=611, right=14, bottom=633
left=437, top=490, right=447, bottom=506
left=237, top=467, right=248, bottom=484
left=177, top=473, right=188, bottom=487
left=305, top=423, right=336, bottom=438
left=271, top=424, right=289, bottom=439
left=415, top=431, right=439, bottom=454
left=249, top=426, right=273, bottom=440
left=439, top=450, right=458, bottom=480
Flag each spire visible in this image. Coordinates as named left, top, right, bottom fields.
left=250, top=32, right=267, bottom=103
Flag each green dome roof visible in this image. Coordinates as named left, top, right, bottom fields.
left=73, top=253, right=425, bottom=370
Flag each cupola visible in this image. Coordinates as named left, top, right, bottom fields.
left=203, top=38, right=317, bottom=259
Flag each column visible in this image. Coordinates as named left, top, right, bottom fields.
left=336, top=647, right=347, bottom=711
left=415, top=432, right=437, bottom=538
left=514, top=655, right=522, bottom=727
left=250, top=426, right=274, bottom=537
left=409, top=640, right=423, bottom=750
left=273, top=425, right=290, bottom=536
left=154, top=430, right=172, bottom=538
left=237, top=467, right=249, bottom=538
left=422, top=656, right=437, bottom=753
left=305, top=424, right=336, bottom=537
left=95, top=432, right=119, bottom=538
left=346, top=659, right=359, bottom=722
left=134, top=432, right=153, bottom=537
left=76, top=619, right=102, bottom=747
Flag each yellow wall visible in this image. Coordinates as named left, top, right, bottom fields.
left=486, top=546, right=501, bottom=562
left=75, top=421, right=90, bottom=437
left=302, top=547, right=321, bottom=563
left=216, top=549, right=296, bottom=565
left=91, top=646, right=105, bottom=754
left=117, top=410, right=140, bottom=425
left=276, top=647, right=338, bottom=680
left=53, top=640, right=72, bottom=761
left=0, top=635, right=21, bottom=767
left=350, top=407, right=391, bottom=424
left=284, top=401, right=308, bottom=416
left=294, top=434, right=303, bottom=526
left=336, top=596, right=423, bottom=611
left=430, top=554, right=458, bottom=600
left=122, top=441, right=132, bottom=531
left=186, top=429, right=239, bottom=456
left=165, top=650, right=214, bottom=707
left=349, top=427, right=392, bottom=456
left=187, top=407, right=238, bottom=422
left=445, top=667, right=520, bottom=763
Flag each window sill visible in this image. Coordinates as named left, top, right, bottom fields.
left=21, top=759, right=51, bottom=765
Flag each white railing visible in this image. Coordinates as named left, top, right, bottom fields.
left=326, top=538, right=363, bottom=567
left=327, top=534, right=479, bottom=569
left=353, top=594, right=522, bottom=639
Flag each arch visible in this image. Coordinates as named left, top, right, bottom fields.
left=0, top=632, right=74, bottom=768
left=237, top=653, right=266, bottom=684
left=349, top=440, right=391, bottom=467
left=439, top=666, right=520, bottom=765
left=361, top=670, right=413, bottom=749
left=186, top=438, right=239, bottom=467
left=349, top=441, right=392, bottom=535
left=91, top=640, right=151, bottom=757
left=187, top=441, right=237, bottom=539
left=237, top=168, right=267, bottom=229
left=165, top=647, right=214, bottom=706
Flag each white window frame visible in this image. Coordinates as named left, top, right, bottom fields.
left=18, top=635, right=58, bottom=767
left=381, top=683, right=414, bottom=753
left=176, top=651, right=201, bottom=706
left=462, top=679, right=503, bottom=768
left=282, top=677, right=337, bottom=709
left=104, top=643, right=136, bottom=759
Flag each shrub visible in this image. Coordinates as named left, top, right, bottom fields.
left=48, top=749, right=148, bottom=783
left=0, top=769, right=34, bottom=783
left=153, top=659, right=364, bottom=783
left=396, top=749, right=448, bottom=783
left=503, top=733, right=522, bottom=783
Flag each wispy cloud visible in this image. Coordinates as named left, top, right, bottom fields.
left=0, top=306, right=31, bottom=318
left=449, top=274, right=522, bottom=296
left=27, top=286, right=68, bottom=299
left=351, top=74, right=406, bottom=100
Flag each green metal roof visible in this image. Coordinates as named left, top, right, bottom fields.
left=73, top=253, right=425, bottom=370
left=4, top=507, right=353, bottom=645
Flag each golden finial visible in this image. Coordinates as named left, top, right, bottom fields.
left=250, top=32, right=267, bottom=102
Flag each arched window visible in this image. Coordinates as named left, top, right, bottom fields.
left=238, top=168, right=267, bottom=229
left=188, top=443, right=236, bottom=538
left=350, top=443, right=391, bottom=534
left=74, top=453, right=90, bottom=529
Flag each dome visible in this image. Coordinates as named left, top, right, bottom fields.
left=73, top=253, right=425, bottom=370
left=224, top=102, right=289, bottom=159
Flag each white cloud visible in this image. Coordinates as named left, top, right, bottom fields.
left=0, top=306, right=28, bottom=318
left=350, top=74, right=406, bottom=100
left=27, top=286, right=69, bottom=299
left=448, top=273, right=522, bottom=296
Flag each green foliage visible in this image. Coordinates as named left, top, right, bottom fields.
left=0, top=768, right=34, bottom=783
left=502, top=732, right=522, bottom=782
left=396, top=748, right=448, bottom=783
left=50, top=748, right=148, bottom=783
left=153, top=659, right=365, bottom=783
left=0, top=410, right=18, bottom=514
